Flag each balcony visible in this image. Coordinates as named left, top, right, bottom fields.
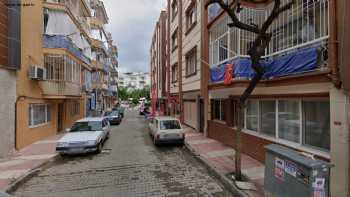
left=89, top=17, right=104, bottom=29
left=39, top=80, right=82, bottom=98
left=209, top=0, right=329, bottom=84
left=43, top=35, right=91, bottom=65
left=92, top=60, right=104, bottom=71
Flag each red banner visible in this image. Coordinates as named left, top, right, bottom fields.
left=224, top=64, right=234, bottom=85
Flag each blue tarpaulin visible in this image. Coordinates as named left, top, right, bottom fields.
left=43, top=35, right=91, bottom=65
left=210, top=47, right=320, bottom=83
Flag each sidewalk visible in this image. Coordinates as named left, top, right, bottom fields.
left=0, top=134, right=63, bottom=191
left=183, top=127, right=265, bottom=197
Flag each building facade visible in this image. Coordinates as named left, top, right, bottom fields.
left=151, top=0, right=350, bottom=195
left=151, top=0, right=205, bottom=131
left=16, top=0, right=117, bottom=150
left=0, top=1, right=21, bottom=157
left=203, top=0, right=349, bottom=196
left=118, top=72, right=150, bottom=90
left=150, top=11, right=167, bottom=115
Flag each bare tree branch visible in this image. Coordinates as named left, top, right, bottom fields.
left=205, top=0, right=295, bottom=181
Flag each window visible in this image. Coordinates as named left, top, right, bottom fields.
left=302, top=101, right=330, bottom=150
left=260, top=100, right=276, bottom=137
left=244, top=99, right=330, bottom=152
left=171, top=63, right=178, bottom=83
left=185, top=47, right=197, bottom=77
left=160, top=120, right=181, bottom=130
left=71, top=102, right=80, bottom=116
left=246, top=100, right=259, bottom=131
left=212, top=99, right=225, bottom=121
left=70, top=121, right=102, bottom=132
left=171, top=29, right=178, bottom=51
left=185, top=1, right=197, bottom=33
left=278, top=100, right=300, bottom=143
left=171, top=0, right=178, bottom=20
left=29, top=104, right=51, bottom=127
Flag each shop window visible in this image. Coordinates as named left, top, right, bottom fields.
left=260, top=100, right=276, bottom=137
left=29, top=104, right=51, bottom=127
left=302, top=101, right=330, bottom=150
left=278, top=100, right=300, bottom=143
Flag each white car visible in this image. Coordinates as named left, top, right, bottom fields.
left=56, top=117, right=111, bottom=155
left=149, top=116, right=185, bottom=145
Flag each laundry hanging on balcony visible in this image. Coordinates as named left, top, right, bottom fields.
left=210, top=46, right=320, bottom=83
left=44, top=9, right=92, bottom=60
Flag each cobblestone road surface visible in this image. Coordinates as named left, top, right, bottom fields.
left=13, top=111, right=233, bottom=197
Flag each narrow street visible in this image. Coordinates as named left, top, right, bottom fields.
left=12, top=110, right=233, bottom=197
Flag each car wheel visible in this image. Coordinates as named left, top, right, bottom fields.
left=96, top=142, right=103, bottom=154
left=153, top=136, right=158, bottom=146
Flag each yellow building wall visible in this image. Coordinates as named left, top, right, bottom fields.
left=16, top=1, right=86, bottom=149
left=16, top=98, right=58, bottom=149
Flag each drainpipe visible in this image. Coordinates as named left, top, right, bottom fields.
left=329, top=0, right=341, bottom=88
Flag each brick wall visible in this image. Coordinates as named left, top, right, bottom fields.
left=208, top=120, right=276, bottom=163
left=0, top=1, right=8, bottom=67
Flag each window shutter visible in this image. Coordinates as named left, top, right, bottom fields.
left=7, top=0, right=21, bottom=69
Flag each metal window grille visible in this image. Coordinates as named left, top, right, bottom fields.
left=209, top=0, right=329, bottom=67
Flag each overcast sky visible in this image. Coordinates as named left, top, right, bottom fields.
left=104, top=0, right=167, bottom=74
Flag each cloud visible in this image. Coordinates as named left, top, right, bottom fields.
left=104, top=0, right=167, bottom=73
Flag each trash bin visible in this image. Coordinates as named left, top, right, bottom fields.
left=264, top=144, right=333, bottom=197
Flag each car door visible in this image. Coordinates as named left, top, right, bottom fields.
left=101, top=119, right=109, bottom=140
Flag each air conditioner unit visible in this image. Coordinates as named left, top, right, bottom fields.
left=29, top=66, right=45, bottom=80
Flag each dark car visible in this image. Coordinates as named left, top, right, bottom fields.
left=104, top=110, right=122, bottom=125
left=112, top=107, right=125, bottom=118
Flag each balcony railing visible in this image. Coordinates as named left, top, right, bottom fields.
left=208, top=0, right=329, bottom=83
left=39, top=80, right=82, bottom=97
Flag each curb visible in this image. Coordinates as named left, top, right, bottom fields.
left=4, top=154, right=61, bottom=194
left=184, top=141, right=250, bottom=197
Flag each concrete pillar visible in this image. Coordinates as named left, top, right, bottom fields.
left=330, top=87, right=350, bottom=197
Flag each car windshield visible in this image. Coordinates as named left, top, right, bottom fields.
left=70, top=121, right=102, bottom=132
left=159, top=120, right=181, bottom=130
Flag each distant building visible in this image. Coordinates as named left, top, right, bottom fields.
left=118, top=72, right=150, bottom=90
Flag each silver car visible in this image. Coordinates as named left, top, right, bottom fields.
left=56, top=117, right=111, bottom=155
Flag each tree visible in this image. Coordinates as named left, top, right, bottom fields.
left=205, top=0, right=294, bottom=181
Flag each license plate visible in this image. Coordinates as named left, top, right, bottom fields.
left=70, top=148, right=84, bottom=152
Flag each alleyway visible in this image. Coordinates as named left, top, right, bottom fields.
left=12, top=111, right=233, bottom=197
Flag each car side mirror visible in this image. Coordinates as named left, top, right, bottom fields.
left=65, top=128, right=71, bottom=132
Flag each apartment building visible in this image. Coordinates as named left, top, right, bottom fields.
left=118, top=72, right=150, bottom=90
left=17, top=0, right=117, bottom=149
left=165, top=0, right=205, bottom=131
left=0, top=1, right=21, bottom=157
left=150, top=11, right=167, bottom=115
left=203, top=0, right=349, bottom=196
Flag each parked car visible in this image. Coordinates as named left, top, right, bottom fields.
left=104, top=110, right=122, bottom=125
left=56, top=117, right=111, bottom=155
left=148, top=116, right=185, bottom=145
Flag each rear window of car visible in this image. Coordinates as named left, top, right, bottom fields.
left=70, top=121, right=102, bottom=132
left=104, top=111, right=112, bottom=116
left=111, top=111, right=119, bottom=116
left=159, top=120, right=181, bottom=130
